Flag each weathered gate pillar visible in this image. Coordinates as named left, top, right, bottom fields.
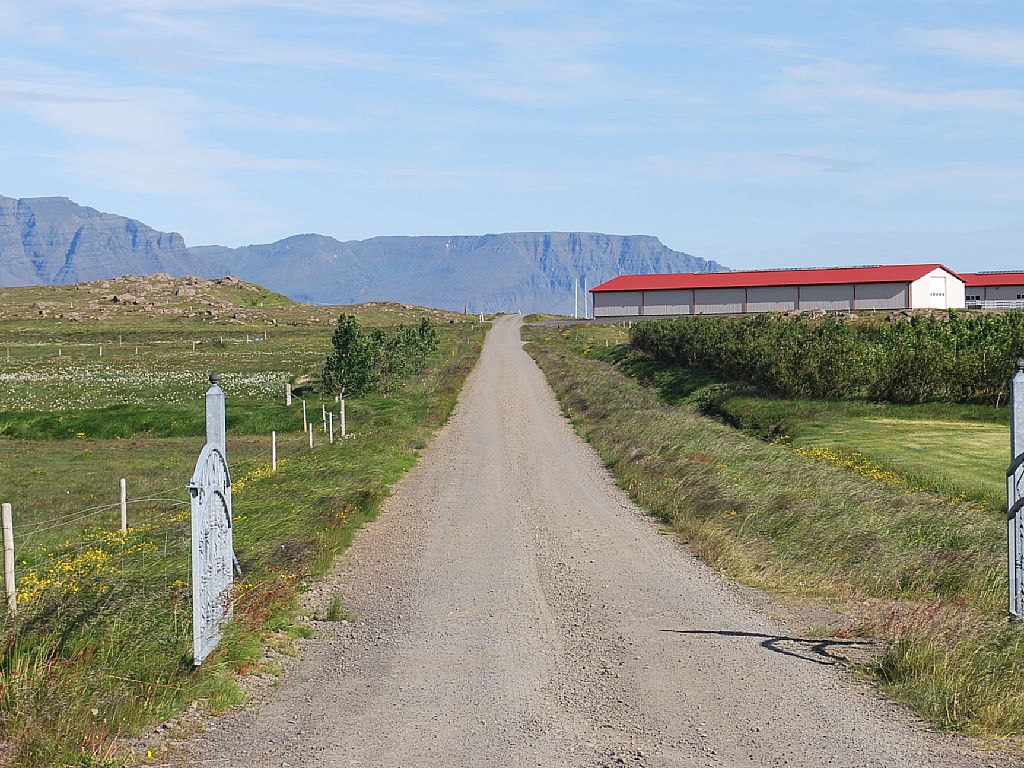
left=206, top=372, right=226, bottom=461
left=1008, top=359, right=1024, bottom=619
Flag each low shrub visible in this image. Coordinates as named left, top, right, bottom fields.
left=631, top=311, right=1024, bottom=405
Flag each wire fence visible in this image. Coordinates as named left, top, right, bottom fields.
left=1, top=391, right=344, bottom=617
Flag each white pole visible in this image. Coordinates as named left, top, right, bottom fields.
left=583, top=277, right=588, bottom=319
left=285, top=382, right=292, bottom=406
left=302, top=400, right=307, bottom=432
left=574, top=278, right=578, bottom=319
left=322, top=404, right=327, bottom=433
left=329, top=412, right=334, bottom=444
left=99, top=345, right=103, bottom=358
left=1009, top=359, right=1024, bottom=617
left=309, top=426, right=314, bottom=450
left=192, top=340, right=197, bottom=352
left=120, top=478, right=127, bottom=533
left=135, top=346, right=138, bottom=355
left=2, top=503, right=14, bottom=615
left=340, top=398, right=346, bottom=437
left=271, top=431, right=277, bottom=471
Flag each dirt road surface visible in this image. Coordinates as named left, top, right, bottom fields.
left=188, top=316, right=1012, bottom=767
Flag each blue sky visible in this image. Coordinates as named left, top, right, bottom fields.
left=0, top=1, right=1021, bottom=270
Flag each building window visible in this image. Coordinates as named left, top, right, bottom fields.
left=1018, top=294, right=1024, bottom=301
left=966, top=295, right=981, bottom=301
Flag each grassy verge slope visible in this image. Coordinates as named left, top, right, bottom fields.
left=524, top=324, right=1024, bottom=741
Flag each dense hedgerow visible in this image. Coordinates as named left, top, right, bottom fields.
left=631, top=311, right=1024, bottom=404
left=322, top=314, right=440, bottom=398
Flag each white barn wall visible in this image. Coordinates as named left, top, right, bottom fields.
left=909, top=268, right=965, bottom=309
left=746, top=286, right=798, bottom=312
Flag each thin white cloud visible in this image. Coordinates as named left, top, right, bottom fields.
left=768, top=59, right=1024, bottom=113
left=908, top=28, right=1024, bottom=67
left=0, top=64, right=338, bottom=205
left=643, top=147, right=876, bottom=182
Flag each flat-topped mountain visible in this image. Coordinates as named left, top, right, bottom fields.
left=0, top=194, right=724, bottom=313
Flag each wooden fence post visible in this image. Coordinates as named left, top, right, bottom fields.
left=272, top=431, right=277, bottom=471
left=2, top=503, right=14, bottom=615
left=120, top=478, right=127, bottom=533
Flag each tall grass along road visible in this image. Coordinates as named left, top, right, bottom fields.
left=187, top=316, right=1007, bottom=768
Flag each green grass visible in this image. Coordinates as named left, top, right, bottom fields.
left=561, top=324, right=1012, bottom=512
left=0, top=282, right=484, bottom=767
left=524, top=323, right=1024, bottom=740
left=793, top=416, right=1008, bottom=507
left=521, top=313, right=569, bottom=323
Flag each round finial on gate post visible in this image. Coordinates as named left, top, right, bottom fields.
left=1017, top=358, right=1024, bottom=373
left=209, top=372, right=220, bottom=386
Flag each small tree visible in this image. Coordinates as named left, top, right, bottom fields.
left=322, top=314, right=379, bottom=398
left=417, top=317, right=438, bottom=351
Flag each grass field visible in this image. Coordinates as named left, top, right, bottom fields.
left=0, top=277, right=485, bottom=766
left=570, top=322, right=1012, bottom=512
left=524, top=323, right=1024, bottom=742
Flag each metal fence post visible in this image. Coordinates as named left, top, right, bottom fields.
left=1009, top=359, right=1024, bottom=618
left=2, top=503, right=14, bottom=615
left=206, top=373, right=226, bottom=461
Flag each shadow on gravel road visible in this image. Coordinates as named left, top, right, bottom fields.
left=660, top=629, right=876, bottom=666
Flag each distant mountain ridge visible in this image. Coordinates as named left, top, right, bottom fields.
left=0, top=194, right=724, bottom=313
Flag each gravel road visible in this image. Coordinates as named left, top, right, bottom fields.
left=187, top=316, right=1014, bottom=768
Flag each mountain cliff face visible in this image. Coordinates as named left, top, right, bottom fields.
left=0, top=195, right=724, bottom=313
left=0, top=195, right=206, bottom=286
left=195, top=232, right=722, bottom=313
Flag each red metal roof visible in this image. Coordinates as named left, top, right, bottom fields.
left=591, top=264, right=960, bottom=292
left=961, top=272, right=1024, bottom=287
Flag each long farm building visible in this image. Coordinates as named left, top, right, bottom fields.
left=962, top=272, right=1024, bottom=308
left=591, top=264, right=970, bottom=318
